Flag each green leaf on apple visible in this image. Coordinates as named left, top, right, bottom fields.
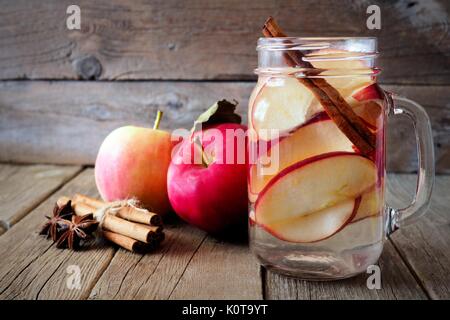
left=190, top=99, right=241, bottom=136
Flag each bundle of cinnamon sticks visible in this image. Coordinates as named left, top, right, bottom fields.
left=57, top=194, right=164, bottom=253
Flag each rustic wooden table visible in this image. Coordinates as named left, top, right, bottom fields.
left=0, top=164, right=448, bottom=300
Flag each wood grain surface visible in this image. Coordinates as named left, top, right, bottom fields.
left=0, top=0, right=448, bottom=84
left=0, top=167, right=448, bottom=299
left=89, top=223, right=207, bottom=300
left=0, top=169, right=113, bottom=300
left=0, top=167, right=264, bottom=300
left=0, top=166, right=450, bottom=299
left=0, top=81, right=448, bottom=172
left=0, top=164, right=81, bottom=232
left=388, top=174, right=450, bottom=300
left=169, top=236, right=262, bottom=299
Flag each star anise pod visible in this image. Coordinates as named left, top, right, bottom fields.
left=39, top=200, right=74, bottom=241
left=56, top=213, right=99, bottom=250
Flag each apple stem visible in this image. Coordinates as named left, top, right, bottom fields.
left=153, top=110, right=163, bottom=130
left=194, top=136, right=210, bottom=167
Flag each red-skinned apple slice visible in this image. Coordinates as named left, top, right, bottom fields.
left=249, top=114, right=354, bottom=195
left=303, top=50, right=380, bottom=125
left=261, top=197, right=360, bottom=243
left=248, top=76, right=270, bottom=131
left=249, top=209, right=256, bottom=226
left=352, top=186, right=382, bottom=223
left=251, top=77, right=322, bottom=135
left=307, top=49, right=375, bottom=101
left=298, top=83, right=383, bottom=130
left=326, top=186, right=383, bottom=249
left=352, top=101, right=382, bottom=130
left=248, top=185, right=258, bottom=204
left=255, top=152, right=377, bottom=242
left=352, top=83, right=383, bottom=102
left=251, top=50, right=379, bottom=136
left=350, top=83, right=384, bottom=130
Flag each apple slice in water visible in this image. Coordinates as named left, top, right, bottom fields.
left=251, top=77, right=322, bottom=135
left=307, top=49, right=375, bottom=100
left=352, top=101, right=383, bottom=130
left=350, top=83, right=384, bottom=130
left=300, top=50, right=379, bottom=124
left=352, top=187, right=382, bottom=223
left=326, top=216, right=383, bottom=249
left=256, top=152, right=377, bottom=243
left=325, top=187, right=383, bottom=249
left=251, top=52, right=379, bottom=136
left=249, top=114, right=354, bottom=195
left=248, top=188, right=258, bottom=204
left=262, top=198, right=360, bottom=243
left=248, top=76, right=270, bottom=131
left=249, top=209, right=256, bottom=226
left=352, top=83, right=383, bottom=102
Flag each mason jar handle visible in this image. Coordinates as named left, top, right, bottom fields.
left=385, top=93, right=435, bottom=234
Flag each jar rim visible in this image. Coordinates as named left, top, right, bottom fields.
left=253, top=67, right=382, bottom=78
left=255, top=36, right=380, bottom=77
left=257, top=37, right=377, bottom=51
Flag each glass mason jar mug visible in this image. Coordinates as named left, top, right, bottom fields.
left=247, top=37, right=434, bottom=280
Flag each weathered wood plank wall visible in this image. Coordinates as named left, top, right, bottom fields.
left=1, top=82, right=448, bottom=172
left=1, top=0, right=449, bottom=83
left=0, top=0, right=449, bottom=172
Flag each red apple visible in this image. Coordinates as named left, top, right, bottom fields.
left=95, top=111, right=173, bottom=216
left=167, top=123, right=248, bottom=234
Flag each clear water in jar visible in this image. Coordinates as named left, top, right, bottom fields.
left=248, top=65, right=385, bottom=279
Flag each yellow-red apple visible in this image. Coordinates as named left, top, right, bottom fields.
left=95, top=111, right=173, bottom=216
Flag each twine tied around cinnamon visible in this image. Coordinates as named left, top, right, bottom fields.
left=93, top=198, right=144, bottom=229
